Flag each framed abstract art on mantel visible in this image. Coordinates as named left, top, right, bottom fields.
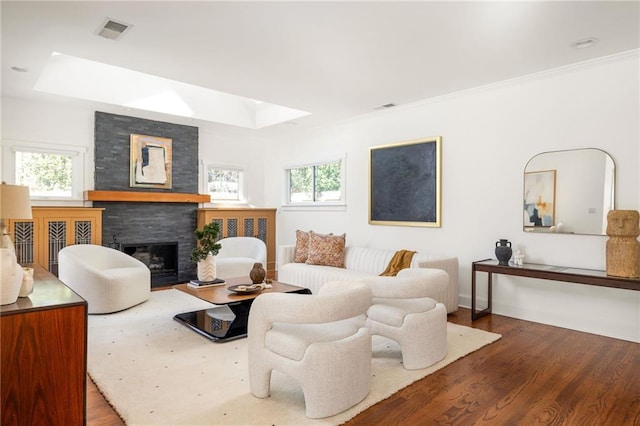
left=369, top=136, right=442, bottom=227
left=130, top=134, right=173, bottom=189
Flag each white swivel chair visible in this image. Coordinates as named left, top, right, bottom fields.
left=248, top=281, right=373, bottom=419
left=59, top=244, right=150, bottom=314
left=363, top=268, right=449, bottom=370
left=216, top=237, right=267, bottom=279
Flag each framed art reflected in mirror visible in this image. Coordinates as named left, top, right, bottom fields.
left=524, top=169, right=556, bottom=228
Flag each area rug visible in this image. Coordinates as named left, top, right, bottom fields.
left=87, top=289, right=501, bottom=425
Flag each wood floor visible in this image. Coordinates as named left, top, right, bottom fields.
left=87, top=308, right=640, bottom=425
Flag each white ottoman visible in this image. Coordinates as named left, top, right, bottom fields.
left=366, top=297, right=447, bottom=370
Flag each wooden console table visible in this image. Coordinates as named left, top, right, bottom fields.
left=471, top=259, right=640, bottom=321
left=1, top=266, right=87, bottom=424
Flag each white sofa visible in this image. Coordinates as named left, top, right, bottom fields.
left=278, top=245, right=459, bottom=313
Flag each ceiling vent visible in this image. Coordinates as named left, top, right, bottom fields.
left=97, top=19, right=131, bottom=40
left=374, top=103, right=397, bottom=110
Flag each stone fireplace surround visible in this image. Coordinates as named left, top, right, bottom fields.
left=93, top=112, right=200, bottom=286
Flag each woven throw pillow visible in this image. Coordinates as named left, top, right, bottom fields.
left=293, top=230, right=309, bottom=263
left=306, top=231, right=346, bottom=268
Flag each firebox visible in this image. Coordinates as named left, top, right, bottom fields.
left=122, top=242, right=178, bottom=287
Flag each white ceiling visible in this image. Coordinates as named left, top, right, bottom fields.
left=2, top=1, right=639, bottom=137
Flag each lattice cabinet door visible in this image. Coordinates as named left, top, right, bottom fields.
left=40, top=217, right=100, bottom=275
left=7, top=208, right=103, bottom=275
left=220, top=217, right=240, bottom=239
left=9, top=220, right=36, bottom=266
left=209, top=216, right=270, bottom=243
left=241, top=216, right=270, bottom=244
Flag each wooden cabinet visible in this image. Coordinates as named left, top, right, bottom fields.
left=197, top=208, right=276, bottom=278
left=1, top=267, right=87, bottom=425
left=7, top=207, right=104, bottom=275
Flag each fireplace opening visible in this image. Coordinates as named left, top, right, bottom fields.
left=122, top=241, right=178, bottom=287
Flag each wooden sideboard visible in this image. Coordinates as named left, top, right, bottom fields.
left=6, top=207, right=104, bottom=275
left=197, top=208, right=277, bottom=278
left=471, top=259, right=640, bottom=320
left=1, top=267, right=88, bottom=425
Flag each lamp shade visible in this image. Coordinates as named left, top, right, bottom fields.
left=0, top=183, right=32, bottom=220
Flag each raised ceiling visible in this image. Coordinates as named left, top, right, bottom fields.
left=2, top=1, right=639, bottom=136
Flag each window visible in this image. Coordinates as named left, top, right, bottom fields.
left=16, top=151, right=73, bottom=197
left=3, top=143, right=86, bottom=200
left=206, top=165, right=245, bottom=203
left=285, top=158, right=345, bottom=206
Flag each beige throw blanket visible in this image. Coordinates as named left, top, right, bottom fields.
left=379, top=250, right=416, bottom=276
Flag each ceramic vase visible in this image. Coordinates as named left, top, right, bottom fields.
left=249, top=262, right=266, bottom=284
left=495, top=239, right=512, bottom=266
left=19, top=267, right=35, bottom=297
left=1, top=249, right=24, bottom=305
left=197, top=254, right=217, bottom=282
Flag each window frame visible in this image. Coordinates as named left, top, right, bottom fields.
left=203, top=163, right=247, bottom=205
left=2, top=141, right=86, bottom=201
left=283, top=155, right=346, bottom=210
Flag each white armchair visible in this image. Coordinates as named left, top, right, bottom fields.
left=248, top=281, right=373, bottom=418
left=58, top=244, right=150, bottom=314
left=216, top=237, right=267, bottom=279
left=362, top=268, right=448, bottom=370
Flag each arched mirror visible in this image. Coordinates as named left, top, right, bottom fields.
left=523, top=148, right=615, bottom=236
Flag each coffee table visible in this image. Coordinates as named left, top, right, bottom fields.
left=173, top=277, right=311, bottom=342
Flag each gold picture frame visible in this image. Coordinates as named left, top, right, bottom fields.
left=369, top=136, right=442, bottom=227
left=130, top=134, right=172, bottom=189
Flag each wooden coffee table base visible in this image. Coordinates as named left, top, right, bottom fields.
left=173, top=279, right=311, bottom=342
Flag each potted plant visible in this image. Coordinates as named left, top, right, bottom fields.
left=191, top=222, right=222, bottom=282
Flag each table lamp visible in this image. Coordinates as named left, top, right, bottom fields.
left=1, top=183, right=33, bottom=248
left=1, top=182, right=33, bottom=305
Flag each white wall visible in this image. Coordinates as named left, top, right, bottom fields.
left=1, top=98, right=96, bottom=200
left=197, top=125, right=268, bottom=207
left=263, top=52, right=640, bottom=342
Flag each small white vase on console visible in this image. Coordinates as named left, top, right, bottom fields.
left=197, top=254, right=217, bottom=282
left=19, top=267, right=34, bottom=297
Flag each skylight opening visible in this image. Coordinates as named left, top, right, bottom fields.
left=125, top=91, right=194, bottom=117
left=33, top=53, right=310, bottom=129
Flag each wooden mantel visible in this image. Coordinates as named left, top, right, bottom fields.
left=85, top=190, right=210, bottom=203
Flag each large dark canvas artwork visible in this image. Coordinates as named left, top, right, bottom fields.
left=369, top=136, right=442, bottom=227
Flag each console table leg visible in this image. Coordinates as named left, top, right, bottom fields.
left=487, top=272, right=493, bottom=313
left=472, top=267, right=493, bottom=321
left=472, top=266, right=477, bottom=319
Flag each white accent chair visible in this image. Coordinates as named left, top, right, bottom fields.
left=58, top=244, right=150, bottom=314
left=248, top=281, right=373, bottom=419
left=216, top=237, right=267, bottom=279
left=362, top=269, right=448, bottom=370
